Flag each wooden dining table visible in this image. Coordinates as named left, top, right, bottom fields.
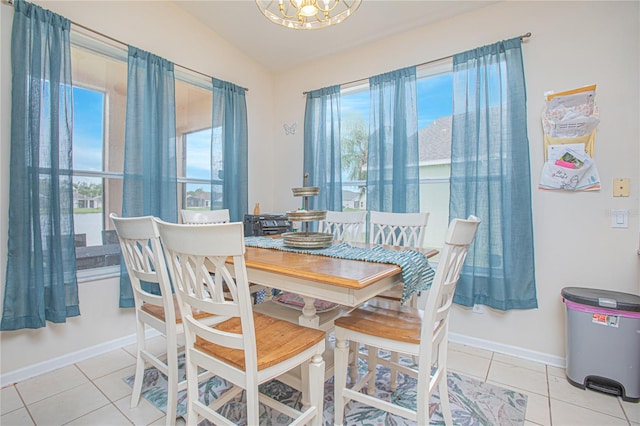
left=241, top=240, right=438, bottom=330
left=231, top=239, right=438, bottom=390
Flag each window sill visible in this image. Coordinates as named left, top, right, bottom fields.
left=77, top=265, right=120, bottom=283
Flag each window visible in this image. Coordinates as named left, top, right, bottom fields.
left=71, top=33, right=216, bottom=275
left=175, top=78, right=219, bottom=213
left=71, top=37, right=127, bottom=274
left=339, top=59, right=453, bottom=250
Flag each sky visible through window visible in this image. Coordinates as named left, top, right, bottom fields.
left=72, top=86, right=104, bottom=172
left=341, top=73, right=453, bottom=136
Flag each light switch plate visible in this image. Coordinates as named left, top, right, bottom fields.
left=613, top=178, right=630, bottom=197
left=611, top=209, right=628, bottom=228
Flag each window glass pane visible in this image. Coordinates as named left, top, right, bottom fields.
left=175, top=78, right=214, bottom=212
left=337, top=62, right=453, bottom=250
left=71, top=39, right=127, bottom=272
left=417, top=62, right=453, bottom=250
left=73, top=87, right=104, bottom=171
left=340, top=87, right=369, bottom=212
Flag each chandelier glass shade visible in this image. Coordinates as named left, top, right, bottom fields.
left=256, top=0, right=362, bottom=30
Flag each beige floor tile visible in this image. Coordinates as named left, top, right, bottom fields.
left=522, top=389, right=551, bottom=426
left=113, top=394, right=164, bottom=426
left=27, top=382, right=109, bottom=426
left=621, top=398, right=640, bottom=423
left=1, top=385, right=24, bottom=413
left=447, top=342, right=493, bottom=359
left=492, top=352, right=546, bottom=373
left=15, top=365, right=88, bottom=405
left=0, top=407, right=34, bottom=425
left=550, top=398, right=629, bottom=426
left=546, top=365, right=566, bottom=378
left=547, top=374, right=627, bottom=419
left=65, top=403, right=133, bottom=425
left=76, top=349, right=136, bottom=380
left=446, top=349, right=491, bottom=380
left=487, top=361, right=548, bottom=396
left=92, top=365, right=136, bottom=402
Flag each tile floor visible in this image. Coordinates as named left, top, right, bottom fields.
left=1, top=337, right=638, bottom=425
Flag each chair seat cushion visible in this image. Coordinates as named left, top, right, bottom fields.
left=334, top=298, right=422, bottom=344
left=271, top=291, right=340, bottom=313
left=141, top=294, right=211, bottom=323
left=195, top=312, right=326, bottom=371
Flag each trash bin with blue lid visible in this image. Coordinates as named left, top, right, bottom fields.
left=561, top=286, right=640, bottom=402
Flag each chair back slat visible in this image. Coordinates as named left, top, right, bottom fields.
left=368, top=211, right=430, bottom=248
left=155, top=220, right=258, bottom=369
left=319, top=210, right=367, bottom=243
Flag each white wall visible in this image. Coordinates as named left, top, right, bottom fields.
left=0, top=0, right=276, bottom=378
left=271, top=1, right=640, bottom=361
left=1, top=0, right=639, bottom=381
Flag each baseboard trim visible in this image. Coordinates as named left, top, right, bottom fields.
left=0, top=330, right=160, bottom=388
left=449, top=332, right=566, bottom=368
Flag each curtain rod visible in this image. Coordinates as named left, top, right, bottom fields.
left=4, top=0, right=248, bottom=92
left=303, top=32, right=532, bottom=95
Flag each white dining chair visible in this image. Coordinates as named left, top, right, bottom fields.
left=155, top=220, right=326, bottom=426
left=319, top=210, right=367, bottom=243
left=365, top=211, right=431, bottom=387
left=368, top=211, right=429, bottom=248
left=368, top=211, right=430, bottom=304
left=110, top=213, right=213, bottom=426
left=333, top=215, right=480, bottom=426
left=181, top=208, right=230, bottom=224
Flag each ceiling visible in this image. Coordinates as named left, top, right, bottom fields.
left=172, top=1, right=497, bottom=73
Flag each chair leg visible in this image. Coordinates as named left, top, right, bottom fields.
left=130, top=321, right=146, bottom=408
left=333, top=336, right=349, bottom=426
left=389, top=351, right=399, bottom=391
left=308, top=353, right=325, bottom=426
left=439, top=372, right=453, bottom=426
left=348, top=340, right=359, bottom=383
left=366, top=346, right=376, bottom=395
left=246, top=375, right=260, bottom=426
left=300, top=361, right=310, bottom=407
left=185, top=353, right=199, bottom=426
left=164, top=344, right=179, bottom=426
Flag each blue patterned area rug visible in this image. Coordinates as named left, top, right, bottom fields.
left=124, top=352, right=527, bottom=425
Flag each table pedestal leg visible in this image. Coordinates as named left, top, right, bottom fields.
left=299, top=296, right=320, bottom=328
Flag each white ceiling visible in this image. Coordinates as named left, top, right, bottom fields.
left=172, top=1, right=497, bottom=73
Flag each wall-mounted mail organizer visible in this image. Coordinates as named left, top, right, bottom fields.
left=538, top=85, right=601, bottom=191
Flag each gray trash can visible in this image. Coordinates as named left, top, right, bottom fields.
left=561, top=287, right=640, bottom=402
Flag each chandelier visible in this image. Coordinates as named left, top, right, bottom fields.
left=256, top=0, right=362, bottom=30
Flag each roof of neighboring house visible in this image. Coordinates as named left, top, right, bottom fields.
left=342, top=190, right=360, bottom=201
left=187, top=192, right=211, bottom=201
left=419, top=115, right=452, bottom=162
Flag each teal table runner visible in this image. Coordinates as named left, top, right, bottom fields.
left=244, top=236, right=435, bottom=304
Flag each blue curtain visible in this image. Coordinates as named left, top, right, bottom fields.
left=303, top=85, right=342, bottom=211
left=119, top=46, right=177, bottom=307
left=450, top=38, right=537, bottom=310
left=212, top=78, right=248, bottom=222
left=367, top=66, right=419, bottom=213
left=1, top=0, right=79, bottom=330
